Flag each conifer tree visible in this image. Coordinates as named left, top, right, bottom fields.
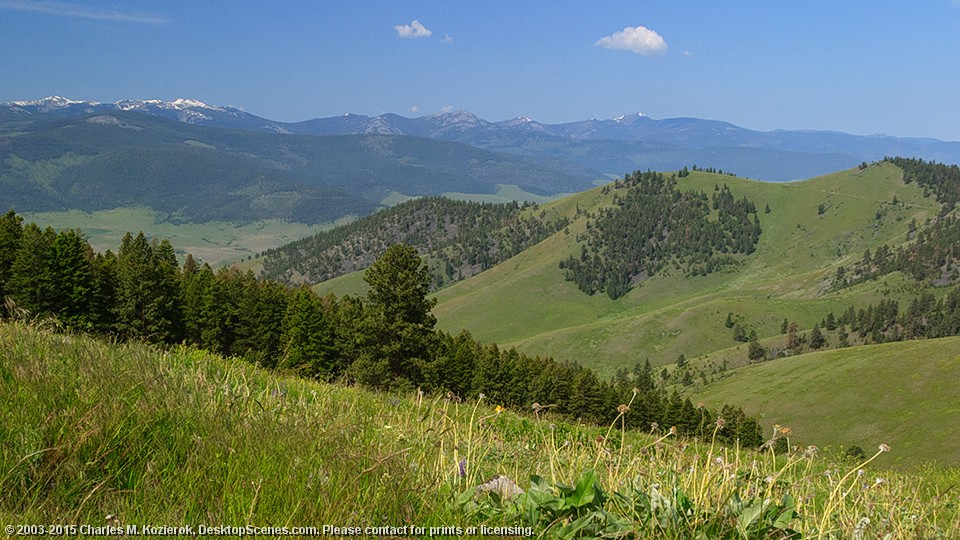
left=0, top=210, right=24, bottom=304
left=809, top=323, right=827, bottom=350
left=50, top=229, right=95, bottom=329
left=89, top=251, right=118, bottom=333
left=281, top=287, right=337, bottom=378
left=9, top=224, right=57, bottom=317
left=350, top=244, right=437, bottom=389
left=116, top=232, right=184, bottom=343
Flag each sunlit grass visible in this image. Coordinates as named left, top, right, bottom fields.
left=2, top=322, right=958, bottom=538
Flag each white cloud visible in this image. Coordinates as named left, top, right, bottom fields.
left=0, top=0, right=169, bottom=24
left=596, top=25, right=668, bottom=56
left=440, top=105, right=454, bottom=113
left=394, top=19, right=432, bottom=39
left=442, top=34, right=454, bottom=44
left=682, top=50, right=694, bottom=57
left=409, top=105, right=420, bottom=114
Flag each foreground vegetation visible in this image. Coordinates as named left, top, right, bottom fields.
left=3, top=322, right=959, bottom=538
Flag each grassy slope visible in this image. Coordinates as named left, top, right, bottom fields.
left=4, top=322, right=959, bottom=536
left=304, top=163, right=958, bottom=468
left=431, top=163, right=939, bottom=374
left=694, top=338, right=960, bottom=468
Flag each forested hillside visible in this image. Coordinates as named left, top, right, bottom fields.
left=259, top=197, right=569, bottom=288
left=561, top=171, right=761, bottom=299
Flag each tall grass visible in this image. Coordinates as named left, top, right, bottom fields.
left=2, top=322, right=958, bottom=538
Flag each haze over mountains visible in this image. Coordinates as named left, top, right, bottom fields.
left=6, top=96, right=960, bottom=187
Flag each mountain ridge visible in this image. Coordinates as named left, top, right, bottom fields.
left=7, top=96, right=960, bottom=181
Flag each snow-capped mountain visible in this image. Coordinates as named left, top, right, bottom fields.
left=8, top=95, right=103, bottom=115
left=4, top=96, right=960, bottom=181
left=3, top=96, right=286, bottom=131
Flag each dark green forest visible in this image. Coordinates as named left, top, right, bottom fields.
left=0, top=210, right=762, bottom=446
left=561, top=171, right=762, bottom=299
left=259, top=197, right=569, bottom=288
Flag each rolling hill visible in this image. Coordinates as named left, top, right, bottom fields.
left=295, top=159, right=960, bottom=465
left=7, top=321, right=957, bottom=534
left=428, top=162, right=941, bottom=372
left=694, top=338, right=960, bottom=467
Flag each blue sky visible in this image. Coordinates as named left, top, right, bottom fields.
left=2, top=1, right=960, bottom=140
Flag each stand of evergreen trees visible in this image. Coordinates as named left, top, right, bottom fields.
left=830, top=286, right=960, bottom=344
left=884, top=156, right=960, bottom=214
left=561, top=171, right=762, bottom=299
left=260, top=197, right=569, bottom=289
left=0, top=210, right=763, bottom=447
left=835, top=159, right=960, bottom=290
left=837, top=217, right=960, bottom=289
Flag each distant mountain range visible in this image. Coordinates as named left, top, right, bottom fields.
left=3, top=96, right=960, bottom=225
left=6, top=96, right=960, bottom=182
left=0, top=103, right=596, bottom=223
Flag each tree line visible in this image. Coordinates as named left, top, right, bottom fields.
left=0, top=210, right=763, bottom=446
left=561, top=171, right=762, bottom=299
left=829, top=288, right=960, bottom=345
left=833, top=159, right=960, bottom=290
left=884, top=156, right=960, bottom=214
left=260, top=197, right=569, bottom=290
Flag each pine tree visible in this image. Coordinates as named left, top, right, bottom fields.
left=281, top=287, right=337, bottom=379
left=825, top=311, right=837, bottom=331
left=115, top=232, right=183, bottom=343
left=9, top=224, right=57, bottom=317
left=809, top=323, right=827, bottom=350
left=89, top=251, right=118, bottom=333
left=350, top=244, right=438, bottom=389
left=747, top=338, right=766, bottom=361
left=50, top=229, right=95, bottom=329
left=0, top=210, right=24, bottom=304
left=786, top=321, right=800, bottom=352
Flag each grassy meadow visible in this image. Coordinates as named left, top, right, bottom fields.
left=3, top=322, right=960, bottom=538
left=19, top=207, right=336, bottom=268
left=694, top=337, right=960, bottom=468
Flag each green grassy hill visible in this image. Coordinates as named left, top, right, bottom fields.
left=290, top=161, right=960, bottom=470
left=693, top=338, right=960, bottom=468
left=431, top=163, right=939, bottom=374
left=4, top=322, right=958, bottom=537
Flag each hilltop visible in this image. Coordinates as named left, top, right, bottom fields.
left=428, top=162, right=936, bottom=369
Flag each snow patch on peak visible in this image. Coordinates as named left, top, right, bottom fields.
left=264, top=124, right=292, bottom=135
left=612, top=112, right=647, bottom=122
left=8, top=96, right=98, bottom=109
left=361, top=116, right=404, bottom=135
left=169, top=98, right=224, bottom=111
left=115, top=99, right=162, bottom=111
left=113, top=98, right=225, bottom=112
